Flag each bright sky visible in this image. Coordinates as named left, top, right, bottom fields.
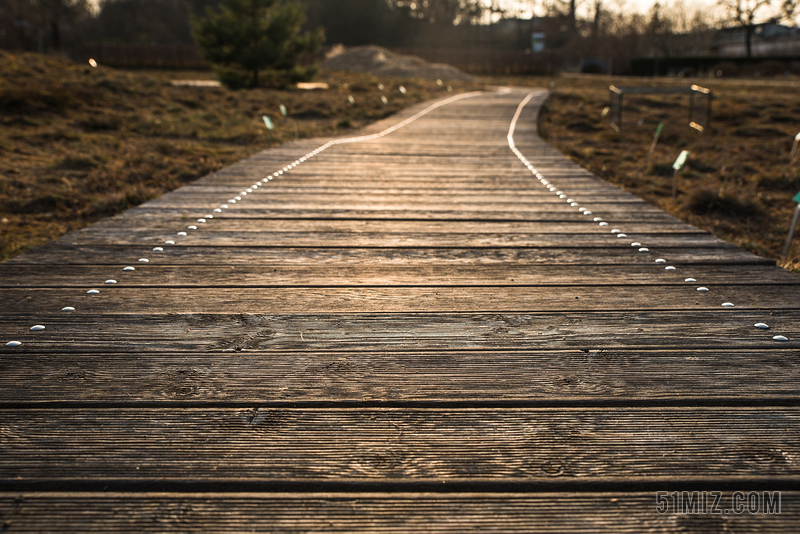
left=499, top=0, right=796, bottom=25
left=500, top=0, right=718, bottom=19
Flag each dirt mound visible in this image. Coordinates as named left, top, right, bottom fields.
left=320, top=45, right=474, bottom=82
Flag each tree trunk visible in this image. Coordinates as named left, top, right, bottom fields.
left=569, top=0, right=577, bottom=32
left=745, top=24, right=753, bottom=57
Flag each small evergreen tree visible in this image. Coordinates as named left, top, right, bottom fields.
left=191, top=0, right=324, bottom=89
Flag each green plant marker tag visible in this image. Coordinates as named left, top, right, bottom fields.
left=655, top=122, right=664, bottom=136
left=793, top=191, right=800, bottom=203
left=279, top=105, right=287, bottom=117
left=673, top=150, right=689, bottom=171
left=262, top=115, right=274, bottom=130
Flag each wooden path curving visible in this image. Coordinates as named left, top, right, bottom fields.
left=1, top=88, right=799, bottom=531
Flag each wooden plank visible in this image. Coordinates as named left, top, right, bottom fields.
left=3, top=284, right=798, bottom=314
left=88, top=218, right=697, bottom=236
left=112, top=207, right=690, bottom=223
left=59, top=231, right=727, bottom=249
left=1, top=349, right=798, bottom=404
left=1, top=492, right=795, bottom=533
left=3, top=264, right=796, bottom=287
left=7, top=245, right=773, bottom=266
left=0, top=408, right=798, bottom=485
left=1, top=311, right=796, bottom=352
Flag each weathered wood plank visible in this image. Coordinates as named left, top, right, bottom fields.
left=0, top=349, right=798, bottom=404
left=84, top=218, right=698, bottom=236
left=99, top=207, right=695, bottom=223
left=1, top=492, right=795, bottom=533
left=3, top=264, right=795, bottom=288
left=0, top=408, right=798, bottom=484
left=59, top=231, right=727, bottom=249
left=3, top=284, right=797, bottom=314
left=7, top=245, right=772, bottom=266
left=1, top=312, right=796, bottom=352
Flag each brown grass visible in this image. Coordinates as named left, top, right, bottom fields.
left=0, top=51, right=483, bottom=261
left=517, top=74, right=800, bottom=273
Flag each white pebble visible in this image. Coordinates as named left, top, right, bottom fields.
left=559, top=194, right=567, bottom=199
left=5, top=341, right=21, bottom=347
left=234, top=196, right=241, bottom=201
left=754, top=323, right=769, bottom=329
left=611, top=229, right=621, bottom=234
left=583, top=211, right=592, bottom=215
left=205, top=215, right=213, bottom=219
left=30, top=325, right=45, bottom=331
left=655, top=259, right=666, bottom=263
left=229, top=200, right=237, bottom=204
left=105, top=279, right=117, bottom=284
left=188, top=226, right=197, bottom=230
left=240, top=192, right=247, bottom=196
left=773, top=335, right=789, bottom=342
left=221, top=205, right=229, bottom=209
left=177, top=232, right=187, bottom=236
left=153, top=247, right=164, bottom=252
left=684, top=278, right=696, bottom=282
left=62, top=307, right=75, bottom=312
left=593, top=217, right=602, bottom=222
left=214, top=209, right=222, bottom=213
left=631, top=242, right=641, bottom=247
left=697, top=287, right=709, bottom=292
left=578, top=207, right=587, bottom=212
left=721, top=302, right=735, bottom=307
left=246, top=189, right=253, bottom=193
left=567, top=199, right=575, bottom=203
left=139, top=258, right=149, bottom=263
left=599, top=222, right=609, bottom=227
left=165, top=241, right=175, bottom=245
left=665, top=266, right=676, bottom=271
left=197, top=219, right=206, bottom=223
left=123, top=267, right=135, bottom=271
left=617, top=234, right=628, bottom=238
left=639, top=247, right=649, bottom=252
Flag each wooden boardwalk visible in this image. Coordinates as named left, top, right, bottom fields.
left=1, top=88, right=799, bottom=531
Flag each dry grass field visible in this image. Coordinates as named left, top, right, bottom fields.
left=3, top=53, right=800, bottom=273
left=0, top=51, right=482, bottom=260
left=528, top=74, right=800, bottom=272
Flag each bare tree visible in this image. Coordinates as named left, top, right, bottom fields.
left=718, top=0, right=776, bottom=57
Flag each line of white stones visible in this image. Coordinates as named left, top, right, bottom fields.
left=507, top=90, right=789, bottom=344
left=5, top=90, right=490, bottom=348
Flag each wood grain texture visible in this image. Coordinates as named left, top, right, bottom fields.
left=6, top=244, right=774, bottom=266
left=1, top=87, right=798, bottom=531
left=0, top=349, right=798, bottom=404
left=1, top=492, right=796, bottom=533
left=1, top=311, right=797, bottom=352
left=3, top=264, right=796, bottom=287
left=3, top=285, right=799, bottom=314
left=0, top=407, right=798, bottom=484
